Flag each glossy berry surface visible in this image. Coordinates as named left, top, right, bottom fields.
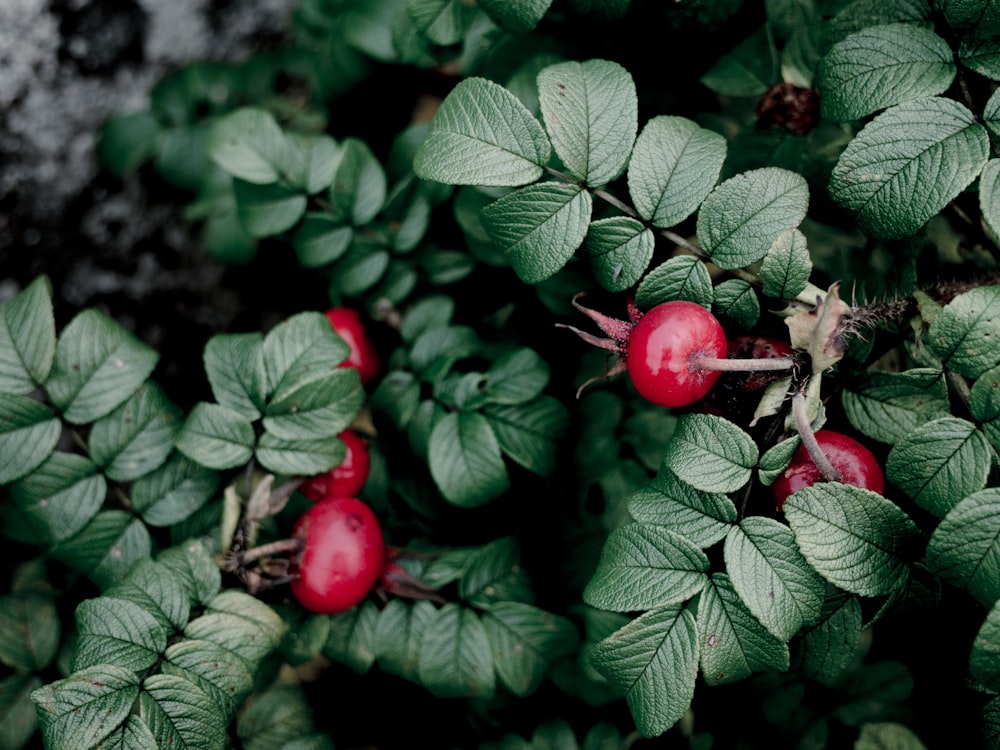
left=324, top=307, right=383, bottom=386
left=627, top=301, right=728, bottom=408
left=299, top=429, right=370, bottom=500
left=772, top=430, right=885, bottom=510
left=289, top=496, right=386, bottom=614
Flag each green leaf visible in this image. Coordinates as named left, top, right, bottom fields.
left=414, top=77, right=551, bottom=186
left=970, top=599, right=1000, bottom=693
left=87, top=382, right=181, bottom=482
left=959, top=33, right=1000, bottom=80
left=797, top=593, right=864, bottom=684
left=583, top=523, right=709, bottom=613
left=233, top=179, right=307, bottom=237
left=583, top=218, right=655, bottom=293
left=47, top=309, right=159, bottom=424
left=628, top=116, right=727, bottom=228
left=759, top=228, right=812, bottom=299
left=484, top=397, right=568, bottom=476
left=327, top=240, right=391, bottom=297
left=138, top=673, right=227, bottom=750
left=724, top=517, right=826, bottom=641
left=208, top=108, right=289, bottom=184
left=98, top=112, right=161, bottom=176
left=712, top=279, right=760, bottom=328
left=925, top=487, right=1000, bottom=607
left=971, top=363, right=1000, bottom=450
left=163, top=639, right=254, bottom=717
left=263, top=367, right=364, bottom=441
left=626, top=467, right=737, bottom=549
left=50, top=510, right=152, bottom=589
left=662, top=414, right=759, bottom=494
left=188, top=590, right=284, bottom=665
left=481, top=182, right=592, bottom=284
left=984, top=87, right=1000, bottom=140
left=375, top=599, right=436, bottom=682
left=478, top=0, right=553, bottom=32
left=834, top=661, right=914, bottom=726
left=590, top=605, right=699, bottom=738
left=32, top=664, right=141, bottom=750
left=928, top=286, right=1000, bottom=379
left=72, top=598, right=167, bottom=673
left=819, top=24, right=955, bottom=122
left=418, top=604, right=496, bottom=699
left=634, top=255, right=714, bottom=311
left=130, top=453, right=219, bottom=527
left=826, top=0, right=932, bottom=44
left=105, top=558, right=191, bottom=633
left=323, top=601, right=379, bottom=674
left=483, top=602, right=579, bottom=697
left=203, top=332, right=267, bottom=420
left=327, top=137, right=387, bottom=226
left=886, top=417, right=992, bottom=517
left=0, top=591, right=60, bottom=671
left=0, top=393, right=61, bottom=485
left=758, top=436, right=800, bottom=487
left=284, top=133, right=339, bottom=195
left=484, top=348, right=550, bottom=405
left=855, top=722, right=928, bottom=749
left=428, top=411, right=510, bottom=507
left=537, top=59, right=637, bottom=187
left=458, top=537, right=533, bottom=608
left=0, top=276, right=56, bottom=394
left=278, top=609, right=330, bottom=668
left=842, top=368, right=951, bottom=444
left=262, top=311, right=351, bottom=403
left=176, top=402, right=255, bottom=470
left=0, top=673, right=42, bottom=750
left=256, top=432, right=346, bottom=476
left=944, top=0, right=1000, bottom=29
left=828, top=97, right=989, bottom=239
left=8, top=451, right=105, bottom=542
left=157, top=541, right=221, bottom=607
left=698, top=573, right=790, bottom=686
left=697, top=168, right=809, bottom=270
left=700, top=26, right=777, bottom=96
left=784, top=483, right=920, bottom=596
left=980, top=160, right=1000, bottom=241
left=293, top=214, right=353, bottom=268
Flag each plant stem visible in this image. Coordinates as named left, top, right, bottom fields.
left=791, top=391, right=841, bottom=482
left=691, top=354, right=796, bottom=372
left=239, top=538, right=303, bottom=566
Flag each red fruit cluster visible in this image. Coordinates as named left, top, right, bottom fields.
left=325, top=306, right=383, bottom=387
left=299, top=428, right=371, bottom=501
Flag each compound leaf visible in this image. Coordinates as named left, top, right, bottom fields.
left=483, top=602, right=580, bottom=697
left=925, top=488, right=1000, bottom=607
left=0, top=275, right=55, bottom=394
left=886, top=416, right=991, bottom=517
left=47, top=309, right=159, bottom=424
left=208, top=108, right=289, bottom=184
left=628, top=116, right=727, bottom=228
left=697, top=168, right=809, bottom=270
left=50, top=510, right=152, bottom=589
left=828, top=97, right=988, bottom=239
left=785, top=483, right=920, bottom=597
left=138, top=673, right=227, bottom=750
left=537, top=59, right=637, bottom=187
left=724, top=517, right=826, bottom=641
left=760, top=227, right=812, bottom=299
left=928, top=285, right=1000, bottom=379
left=327, top=137, right=387, bottom=226
left=797, top=593, right=864, bottom=684
left=634, top=255, right=714, bottom=311
left=842, top=368, right=951, bottom=444
left=429, top=411, right=509, bottom=507
left=263, top=367, right=364, bottom=441
left=418, top=604, right=496, bottom=699
left=626, top=467, right=737, bottom=549
left=0, top=393, right=61, bottom=485
left=590, top=605, right=699, bottom=738
left=697, top=573, right=790, bottom=686
left=414, top=78, right=551, bottom=186
left=72, top=598, right=167, bottom=673
left=481, top=182, right=592, bottom=284
left=233, top=179, right=307, bottom=237
left=662, top=414, right=758, bottom=494
left=583, top=523, right=709, bottom=613
left=583, top=217, right=655, bottom=293
left=255, top=432, right=346, bottom=476
left=203, top=333, right=267, bottom=420
left=130, top=453, right=219, bottom=528
left=176, top=402, right=255, bottom=471
left=819, top=24, right=955, bottom=121
left=8, top=452, right=105, bottom=542
left=323, top=601, right=379, bottom=674
left=483, top=397, right=568, bottom=476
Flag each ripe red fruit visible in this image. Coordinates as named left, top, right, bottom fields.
left=289, top=496, right=386, bottom=614
left=725, top=335, right=795, bottom=391
left=324, top=307, right=382, bottom=386
left=299, top=429, right=370, bottom=500
left=771, top=430, right=885, bottom=511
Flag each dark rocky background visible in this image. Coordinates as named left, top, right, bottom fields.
left=0, top=0, right=300, bottom=405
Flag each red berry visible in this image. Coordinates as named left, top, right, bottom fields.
left=299, top=429, right=370, bottom=500
left=771, top=430, right=885, bottom=511
left=626, top=301, right=728, bottom=408
left=324, top=307, right=382, bottom=387
left=289, top=496, right=385, bottom=614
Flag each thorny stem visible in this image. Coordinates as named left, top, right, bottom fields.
left=791, top=391, right=841, bottom=482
